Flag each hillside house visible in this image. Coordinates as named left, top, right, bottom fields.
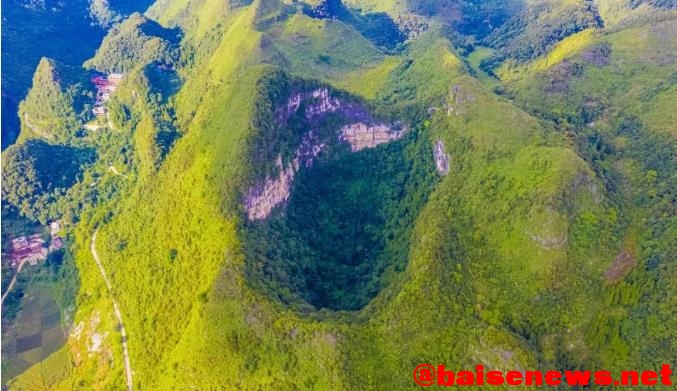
left=91, top=73, right=124, bottom=117
left=10, top=235, right=47, bottom=266
left=49, top=221, right=64, bottom=251
left=7, top=221, right=66, bottom=267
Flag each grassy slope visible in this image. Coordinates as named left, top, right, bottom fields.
left=502, top=15, right=677, bottom=135
left=11, top=0, right=674, bottom=389
left=130, top=6, right=611, bottom=389
left=264, top=13, right=388, bottom=87
left=89, top=6, right=263, bottom=388
left=10, top=2, right=258, bottom=389
left=467, top=46, right=498, bottom=86
left=483, top=0, right=677, bottom=373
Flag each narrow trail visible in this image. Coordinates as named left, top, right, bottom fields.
left=106, top=112, right=118, bottom=131
left=1, top=259, right=28, bottom=307
left=23, top=113, right=54, bottom=141
left=91, top=231, right=133, bottom=391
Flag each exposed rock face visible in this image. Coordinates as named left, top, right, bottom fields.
left=276, top=87, right=371, bottom=127
left=245, top=87, right=406, bottom=220
left=563, top=170, right=604, bottom=209
left=339, top=123, right=405, bottom=151
left=395, top=13, right=429, bottom=40
left=427, top=85, right=476, bottom=117
left=604, top=250, right=637, bottom=282
left=433, top=140, right=450, bottom=175
left=244, top=157, right=295, bottom=220
left=244, top=130, right=326, bottom=220
left=304, top=88, right=343, bottom=117
left=530, top=232, right=568, bottom=250
left=581, top=42, right=611, bottom=67
left=544, top=60, right=585, bottom=94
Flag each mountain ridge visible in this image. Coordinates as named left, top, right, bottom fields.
left=2, top=0, right=675, bottom=389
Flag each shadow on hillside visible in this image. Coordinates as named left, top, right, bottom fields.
left=302, top=0, right=405, bottom=51
left=110, top=0, right=157, bottom=15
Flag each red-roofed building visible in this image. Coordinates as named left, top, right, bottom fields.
left=91, top=73, right=124, bottom=117
left=10, top=235, right=47, bottom=267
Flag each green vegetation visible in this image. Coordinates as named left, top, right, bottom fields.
left=244, top=127, right=438, bottom=310
left=477, top=0, right=677, bottom=374
left=305, top=0, right=405, bottom=51
left=1, top=250, right=79, bottom=386
left=265, top=13, right=387, bottom=81
left=2, top=0, right=675, bottom=389
left=84, top=13, right=181, bottom=74
left=481, top=0, right=603, bottom=73
left=376, top=28, right=467, bottom=116
left=17, top=58, right=82, bottom=144
left=0, top=209, right=42, bottom=258
left=465, top=45, right=498, bottom=86
left=1, top=0, right=107, bottom=149
left=1, top=0, right=162, bottom=148
left=1, top=140, right=95, bottom=223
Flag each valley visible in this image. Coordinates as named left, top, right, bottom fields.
left=1, top=0, right=675, bottom=389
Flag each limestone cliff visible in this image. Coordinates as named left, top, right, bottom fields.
left=245, top=86, right=406, bottom=220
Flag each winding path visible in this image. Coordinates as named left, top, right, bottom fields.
left=23, top=113, right=54, bottom=141
left=91, top=231, right=133, bottom=390
left=1, top=259, right=28, bottom=307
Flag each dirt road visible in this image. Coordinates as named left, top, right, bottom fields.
left=1, top=259, right=28, bottom=307
left=91, top=230, right=133, bottom=390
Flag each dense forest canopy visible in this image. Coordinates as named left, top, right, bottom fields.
left=1, top=140, right=96, bottom=223
left=1, top=0, right=675, bottom=389
left=244, top=126, right=438, bottom=310
left=84, top=13, right=181, bottom=74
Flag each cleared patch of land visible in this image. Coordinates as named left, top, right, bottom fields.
left=1, top=284, right=67, bottom=383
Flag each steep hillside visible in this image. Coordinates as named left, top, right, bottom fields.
left=17, top=58, right=81, bottom=144
left=1, top=0, right=156, bottom=149
left=85, top=13, right=181, bottom=74
left=483, top=4, right=677, bottom=372
left=4, top=0, right=675, bottom=389
left=0, top=0, right=104, bottom=149
left=480, top=0, right=604, bottom=73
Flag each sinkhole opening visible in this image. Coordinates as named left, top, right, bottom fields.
left=243, top=129, right=438, bottom=311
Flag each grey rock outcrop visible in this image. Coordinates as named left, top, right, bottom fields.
left=433, top=140, right=450, bottom=175
left=245, top=87, right=407, bottom=220
left=339, top=122, right=405, bottom=151
left=244, top=129, right=326, bottom=220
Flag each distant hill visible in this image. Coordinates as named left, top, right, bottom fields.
left=84, top=13, right=181, bottom=74
left=17, top=58, right=81, bottom=144
left=0, top=0, right=104, bottom=149
left=2, top=0, right=675, bottom=389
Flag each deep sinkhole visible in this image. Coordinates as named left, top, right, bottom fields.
left=243, top=129, right=438, bottom=311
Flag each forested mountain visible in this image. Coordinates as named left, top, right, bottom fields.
left=1, top=0, right=675, bottom=389
left=0, top=0, right=104, bottom=149
left=0, top=0, right=157, bottom=149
